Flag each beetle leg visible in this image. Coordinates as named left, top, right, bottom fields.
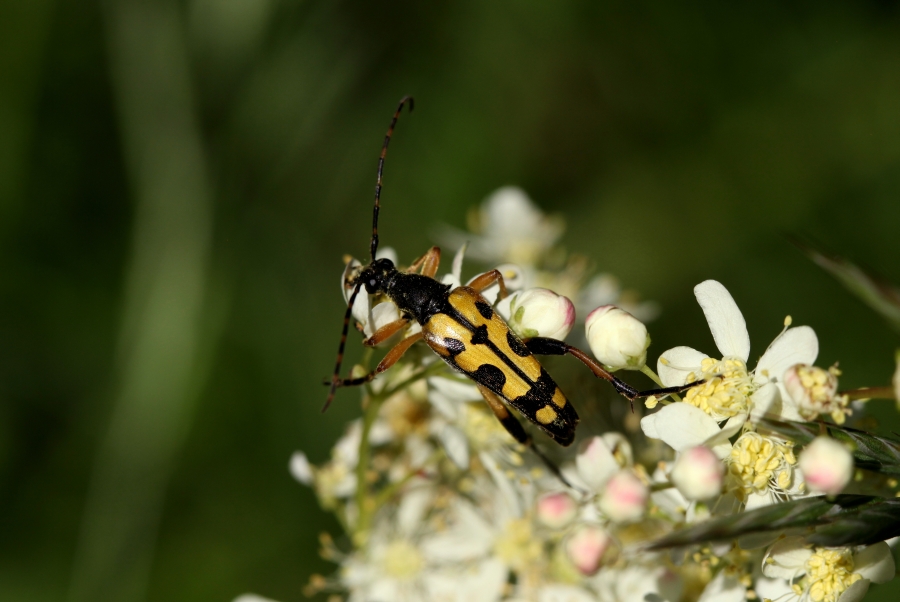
left=524, top=337, right=705, bottom=409
left=476, top=385, right=581, bottom=492
left=330, top=332, right=424, bottom=388
left=363, top=317, right=411, bottom=347
left=407, top=246, right=441, bottom=278
left=467, top=269, right=508, bottom=300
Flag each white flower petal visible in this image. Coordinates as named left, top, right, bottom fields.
left=697, top=570, right=745, bottom=602
left=658, top=346, right=710, bottom=387
left=288, top=451, right=313, bottom=485
left=854, top=541, right=895, bottom=583
left=436, top=424, right=469, bottom=469
left=837, top=579, right=870, bottom=602
left=694, top=280, right=750, bottom=361
left=704, top=413, right=746, bottom=459
left=753, top=577, right=792, bottom=601
left=396, top=484, right=433, bottom=536
left=420, top=498, right=494, bottom=562
left=575, top=437, right=620, bottom=491
left=754, top=326, right=819, bottom=385
left=537, top=585, right=596, bottom=602
left=762, top=536, right=811, bottom=579
left=451, top=243, right=468, bottom=285
left=425, top=558, right=507, bottom=602
left=641, top=403, right=722, bottom=451
left=233, top=595, right=281, bottom=602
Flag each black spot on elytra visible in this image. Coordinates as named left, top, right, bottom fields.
left=507, top=331, right=531, bottom=357
left=470, top=324, right=489, bottom=345
left=514, top=368, right=558, bottom=407
left=475, top=300, right=493, bottom=320
left=472, top=363, right=506, bottom=393
left=443, top=337, right=465, bottom=356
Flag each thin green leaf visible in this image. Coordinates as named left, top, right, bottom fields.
left=648, top=495, right=882, bottom=550
left=759, top=418, right=900, bottom=475
left=795, top=241, right=900, bottom=332
left=808, top=499, right=900, bottom=547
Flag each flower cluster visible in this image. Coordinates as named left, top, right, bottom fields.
left=242, top=189, right=898, bottom=602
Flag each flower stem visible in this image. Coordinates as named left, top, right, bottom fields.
left=841, top=386, right=895, bottom=401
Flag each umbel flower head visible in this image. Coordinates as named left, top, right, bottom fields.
left=250, top=190, right=900, bottom=602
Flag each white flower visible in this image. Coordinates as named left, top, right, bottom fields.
left=585, top=305, right=650, bottom=370
left=496, top=287, right=576, bottom=340
left=464, top=187, right=564, bottom=265
left=784, top=364, right=850, bottom=424
left=670, top=446, right=724, bottom=501
left=798, top=437, right=854, bottom=496
left=342, top=483, right=507, bottom=602
left=341, top=248, right=401, bottom=339
left=655, top=280, right=818, bottom=424
left=761, top=537, right=895, bottom=602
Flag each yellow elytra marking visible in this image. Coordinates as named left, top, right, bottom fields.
left=535, top=405, right=557, bottom=425
left=551, top=388, right=567, bottom=408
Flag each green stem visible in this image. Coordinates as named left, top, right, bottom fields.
left=841, top=386, right=895, bottom=401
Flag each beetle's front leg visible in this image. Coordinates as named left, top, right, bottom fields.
left=407, top=246, right=441, bottom=278
left=467, top=269, right=508, bottom=300
left=329, top=332, right=424, bottom=388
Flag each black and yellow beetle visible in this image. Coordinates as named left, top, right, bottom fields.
left=324, top=96, right=700, bottom=456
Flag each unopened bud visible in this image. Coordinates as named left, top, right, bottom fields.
left=670, top=446, right=724, bottom=501
left=536, top=491, right=578, bottom=529
left=565, top=524, right=613, bottom=575
left=598, top=470, right=648, bottom=522
left=798, top=436, right=853, bottom=495
left=496, top=287, right=575, bottom=340
left=585, top=305, right=650, bottom=370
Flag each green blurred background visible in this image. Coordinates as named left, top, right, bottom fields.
left=3, top=1, right=900, bottom=600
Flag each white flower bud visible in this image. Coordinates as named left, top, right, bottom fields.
left=798, top=436, right=853, bottom=495
left=496, top=287, right=575, bottom=340
left=670, top=446, right=724, bottom=501
left=565, top=524, right=613, bottom=575
left=598, top=470, right=648, bottom=522
left=536, top=491, right=578, bottom=529
left=585, top=305, right=650, bottom=370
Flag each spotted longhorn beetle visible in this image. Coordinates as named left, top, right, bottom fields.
left=324, top=96, right=702, bottom=467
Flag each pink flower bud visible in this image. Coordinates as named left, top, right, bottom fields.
left=598, top=470, right=648, bottom=522
left=585, top=306, right=649, bottom=370
left=536, top=491, right=578, bottom=529
left=565, top=524, right=612, bottom=575
left=670, top=446, right=724, bottom=501
left=799, top=436, right=853, bottom=495
left=496, top=287, right=575, bottom=340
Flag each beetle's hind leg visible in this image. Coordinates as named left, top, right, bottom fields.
left=523, top=337, right=704, bottom=409
left=476, top=385, right=581, bottom=492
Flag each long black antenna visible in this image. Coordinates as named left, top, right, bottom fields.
left=370, top=96, right=414, bottom=262
left=322, top=281, right=364, bottom=413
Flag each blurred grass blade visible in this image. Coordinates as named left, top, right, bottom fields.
left=808, top=499, right=900, bottom=547
left=647, top=495, right=859, bottom=550
left=67, top=1, right=215, bottom=601
left=760, top=418, right=900, bottom=475
left=795, top=240, right=900, bottom=332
